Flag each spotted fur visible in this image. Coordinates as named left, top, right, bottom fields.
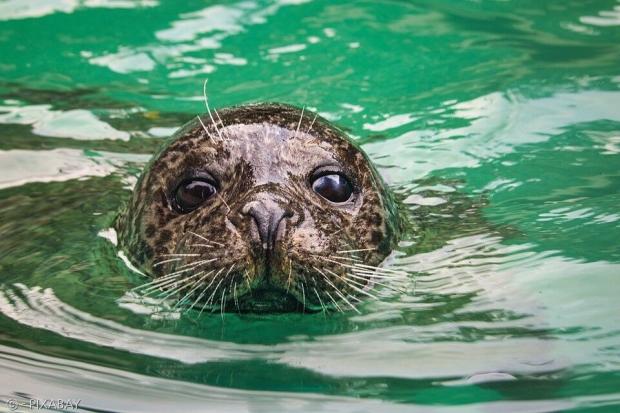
left=115, top=103, right=401, bottom=312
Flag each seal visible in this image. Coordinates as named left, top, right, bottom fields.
left=115, top=103, right=401, bottom=313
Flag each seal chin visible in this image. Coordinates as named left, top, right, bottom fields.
left=233, top=265, right=311, bottom=313
left=234, top=288, right=304, bottom=313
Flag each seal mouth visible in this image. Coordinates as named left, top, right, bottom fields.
left=232, top=288, right=308, bottom=313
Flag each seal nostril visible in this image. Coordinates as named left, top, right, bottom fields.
left=242, top=200, right=293, bottom=250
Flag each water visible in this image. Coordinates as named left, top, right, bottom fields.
left=1, top=0, right=619, bottom=411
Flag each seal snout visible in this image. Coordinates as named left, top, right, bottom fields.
left=241, top=194, right=294, bottom=252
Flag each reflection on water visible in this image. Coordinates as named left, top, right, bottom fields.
left=88, top=0, right=310, bottom=78
left=1, top=0, right=620, bottom=411
left=0, top=0, right=158, bottom=21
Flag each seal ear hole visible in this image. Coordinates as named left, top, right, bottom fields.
left=311, top=173, right=354, bottom=204
left=172, top=178, right=217, bottom=213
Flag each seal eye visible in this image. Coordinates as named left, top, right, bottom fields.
left=312, top=174, right=353, bottom=203
left=173, top=178, right=216, bottom=213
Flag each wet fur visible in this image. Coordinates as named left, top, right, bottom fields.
left=115, top=103, right=403, bottom=313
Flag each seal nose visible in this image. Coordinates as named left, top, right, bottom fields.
left=242, top=197, right=293, bottom=250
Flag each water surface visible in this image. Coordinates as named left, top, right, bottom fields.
left=1, top=0, right=620, bottom=411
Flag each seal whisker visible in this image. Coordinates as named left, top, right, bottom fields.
left=204, top=277, right=224, bottom=310
left=347, top=293, right=362, bottom=303
left=177, top=258, right=217, bottom=269
left=155, top=281, right=192, bottom=303
left=344, top=270, right=401, bottom=286
left=187, top=243, right=217, bottom=248
left=323, top=268, right=378, bottom=300
left=306, top=112, right=318, bottom=134
left=352, top=270, right=406, bottom=280
left=319, top=257, right=404, bottom=279
left=345, top=280, right=378, bottom=300
left=199, top=269, right=226, bottom=316
left=331, top=228, right=345, bottom=237
left=203, top=264, right=234, bottom=316
left=196, top=115, right=215, bottom=140
left=157, top=264, right=207, bottom=280
left=153, top=276, right=196, bottom=302
left=233, top=281, right=240, bottom=313
left=217, top=193, right=231, bottom=215
left=350, top=267, right=406, bottom=280
left=173, top=270, right=213, bottom=310
left=137, top=283, right=180, bottom=301
left=286, top=258, right=293, bottom=293
left=164, top=270, right=204, bottom=295
left=225, top=263, right=236, bottom=277
left=330, top=284, right=360, bottom=313
left=312, top=266, right=358, bottom=313
left=351, top=263, right=408, bottom=276
left=319, top=257, right=398, bottom=278
left=336, top=248, right=376, bottom=253
left=189, top=267, right=223, bottom=312
left=316, top=266, right=361, bottom=313
left=336, top=238, right=364, bottom=254
left=313, top=287, right=326, bottom=313
left=136, top=274, right=185, bottom=294
left=188, top=231, right=225, bottom=246
left=300, top=281, right=306, bottom=313
left=323, top=290, right=344, bottom=313
left=319, top=257, right=406, bottom=293
left=131, top=271, right=182, bottom=291
left=244, top=269, right=252, bottom=292
left=214, top=108, right=228, bottom=141
left=294, top=105, right=305, bottom=139
left=220, top=265, right=236, bottom=316
left=202, top=79, right=223, bottom=141
left=312, top=253, right=362, bottom=263
left=327, top=255, right=363, bottom=263
left=220, top=289, right=226, bottom=320
left=346, top=272, right=406, bottom=293
left=341, top=274, right=376, bottom=292
left=214, top=108, right=223, bottom=125
left=149, top=269, right=190, bottom=284
left=349, top=270, right=402, bottom=281
left=187, top=283, right=210, bottom=313
left=153, top=257, right=182, bottom=267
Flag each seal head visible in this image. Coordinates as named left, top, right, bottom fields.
left=116, top=103, right=400, bottom=312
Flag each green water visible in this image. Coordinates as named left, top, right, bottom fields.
left=1, top=0, right=619, bottom=411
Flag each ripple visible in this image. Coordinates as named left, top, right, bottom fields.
left=88, top=49, right=157, bottom=75
left=87, top=0, right=309, bottom=78
left=0, top=149, right=139, bottom=190
left=0, top=274, right=578, bottom=380
left=268, top=43, right=308, bottom=55
left=581, top=3, right=620, bottom=27
left=1, top=0, right=620, bottom=408
left=0, top=101, right=130, bottom=141
left=363, top=113, right=417, bottom=132
left=366, top=88, right=620, bottom=182
left=0, top=0, right=157, bottom=21
left=403, top=194, right=447, bottom=206
left=0, top=149, right=98, bottom=189
left=0, top=345, right=418, bottom=413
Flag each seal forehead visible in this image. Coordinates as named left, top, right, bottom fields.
left=219, top=123, right=342, bottom=185
left=155, top=104, right=366, bottom=191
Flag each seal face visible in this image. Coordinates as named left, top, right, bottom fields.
left=116, top=103, right=400, bottom=313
